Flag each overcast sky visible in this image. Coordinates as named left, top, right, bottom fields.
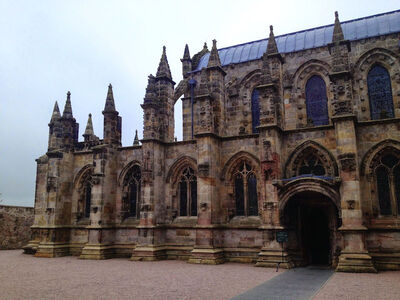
left=1, top=0, right=399, bottom=207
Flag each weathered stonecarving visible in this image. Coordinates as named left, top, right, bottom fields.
left=26, top=10, right=400, bottom=272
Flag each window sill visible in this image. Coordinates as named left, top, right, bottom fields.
left=172, top=216, right=198, bottom=226
left=228, top=216, right=261, bottom=227
left=76, top=218, right=90, bottom=225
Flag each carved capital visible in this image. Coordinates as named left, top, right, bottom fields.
left=338, top=153, right=357, bottom=172
left=198, top=163, right=210, bottom=177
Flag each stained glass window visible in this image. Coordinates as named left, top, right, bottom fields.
left=305, top=76, right=329, bottom=126
left=367, top=65, right=394, bottom=120
left=251, top=89, right=260, bottom=133
left=234, top=161, right=258, bottom=217
left=179, top=167, right=197, bottom=216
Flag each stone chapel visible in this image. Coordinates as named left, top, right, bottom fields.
left=25, top=10, right=400, bottom=272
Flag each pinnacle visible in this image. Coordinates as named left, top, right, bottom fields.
left=62, top=91, right=73, bottom=119
left=104, top=83, right=116, bottom=112
left=84, top=113, right=94, bottom=136
left=133, top=129, right=140, bottom=145
left=266, top=25, right=279, bottom=55
left=156, top=46, right=173, bottom=80
left=333, top=11, right=345, bottom=42
left=207, top=39, right=221, bottom=68
left=183, top=44, right=191, bottom=60
left=50, top=101, right=61, bottom=123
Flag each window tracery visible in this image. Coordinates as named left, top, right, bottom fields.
left=305, top=75, right=329, bottom=126
left=178, top=167, right=197, bottom=216
left=122, top=165, right=141, bottom=218
left=234, top=161, right=258, bottom=216
left=367, top=65, right=394, bottom=120
left=77, top=169, right=92, bottom=219
left=373, top=153, right=400, bottom=216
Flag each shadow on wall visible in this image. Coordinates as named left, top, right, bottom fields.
left=0, top=205, right=34, bottom=249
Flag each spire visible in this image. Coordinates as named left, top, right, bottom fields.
left=207, top=39, right=221, bottom=68
left=266, top=25, right=279, bottom=55
left=182, top=44, right=191, bottom=60
left=332, top=11, right=345, bottom=42
left=62, top=91, right=73, bottom=119
left=104, top=84, right=116, bottom=112
left=50, top=101, right=61, bottom=123
left=156, top=46, right=173, bottom=80
left=84, top=113, right=94, bottom=136
left=133, top=130, right=140, bottom=145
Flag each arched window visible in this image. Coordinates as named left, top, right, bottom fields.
left=251, top=89, right=260, bottom=133
left=77, top=169, right=93, bottom=220
left=374, top=153, right=400, bottom=216
left=234, top=162, right=258, bottom=216
left=123, top=165, right=141, bottom=218
left=178, top=167, right=197, bottom=216
left=367, top=65, right=394, bottom=120
left=84, top=182, right=91, bottom=218
left=305, top=75, right=329, bottom=126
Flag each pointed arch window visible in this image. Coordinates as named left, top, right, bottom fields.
left=305, top=75, right=329, bottom=126
left=123, top=165, right=141, bottom=218
left=367, top=65, right=394, bottom=120
left=234, top=162, right=258, bottom=216
left=178, top=167, right=197, bottom=216
left=374, top=153, right=400, bottom=216
left=84, top=182, right=92, bottom=218
left=251, top=89, right=260, bottom=133
left=77, top=169, right=93, bottom=220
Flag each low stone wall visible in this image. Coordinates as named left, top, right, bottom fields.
left=0, top=205, right=34, bottom=249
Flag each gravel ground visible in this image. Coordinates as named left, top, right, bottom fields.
left=0, top=250, right=282, bottom=300
left=313, top=271, right=400, bottom=300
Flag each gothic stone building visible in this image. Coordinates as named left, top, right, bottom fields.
left=25, top=10, right=400, bottom=272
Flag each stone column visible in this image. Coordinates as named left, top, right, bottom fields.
left=188, top=133, right=224, bottom=264
left=334, top=115, right=377, bottom=272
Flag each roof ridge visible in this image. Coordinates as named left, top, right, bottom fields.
left=216, top=9, right=400, bottom=52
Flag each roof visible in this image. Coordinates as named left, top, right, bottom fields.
left=194, top=9, right=400, bottom=71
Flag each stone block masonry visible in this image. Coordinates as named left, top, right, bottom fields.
left=0, top=205, right=34, bottom=249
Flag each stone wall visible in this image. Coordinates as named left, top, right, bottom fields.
left=0, top=205, right=34, bottom=249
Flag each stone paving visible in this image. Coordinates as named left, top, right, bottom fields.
left=233, top=267, right=333, bottom=300
left=1, top=250, right=400, bottom=300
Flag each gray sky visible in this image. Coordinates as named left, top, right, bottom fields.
left=1, top=0, right=399, bottom=207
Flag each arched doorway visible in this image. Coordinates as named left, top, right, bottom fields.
left=282, top=191, right=341, bottom=267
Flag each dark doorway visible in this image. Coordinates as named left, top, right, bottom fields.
left=283, top=192, right=338, bottom=267
left=301, top=206, right=330, bottom=265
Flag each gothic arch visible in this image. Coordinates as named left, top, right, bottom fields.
left=118, top=160, right=142, bottom=187
left=221, top=151, right=260, bottom=181
left=73, top=164, right=94, bottom=188
left=278, top=178, right=341, bottom=219
left=354, top=48, right=400, bottom=121
left=284, top=140, right=338, bottom=178
left=355, top=48, right=400, bottom=73
left=292, top=59, right=331, bottom=91
left=361, top=139, right=400, bottom=176
left=291, top=60, right=332, bottom=127
left=166, top=156, right=197, bottom=184
left=238, top=69, right=262, bottom=87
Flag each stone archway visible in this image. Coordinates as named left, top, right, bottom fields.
left=281, top=190, right=341, bottom=267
